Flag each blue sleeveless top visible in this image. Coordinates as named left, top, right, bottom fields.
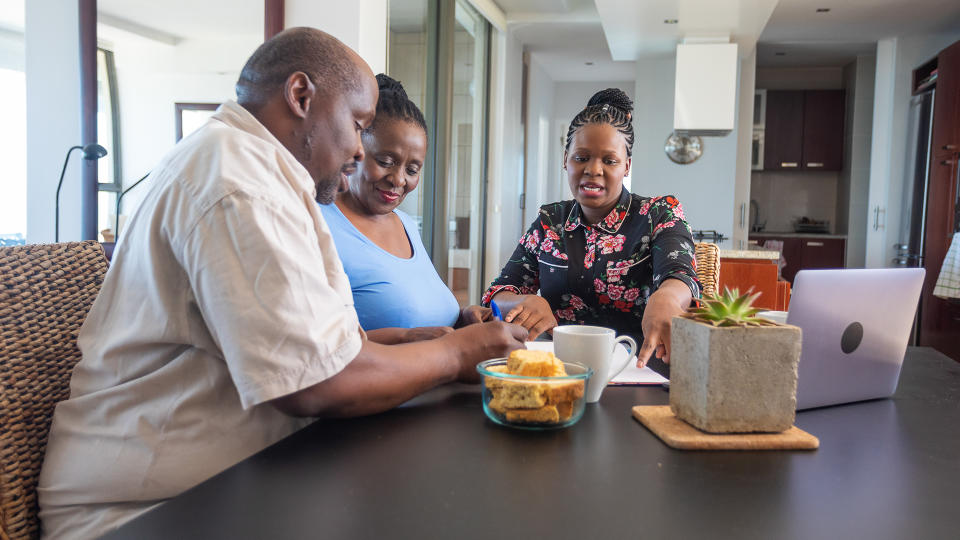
left=320, top=203, right=460, bottom=330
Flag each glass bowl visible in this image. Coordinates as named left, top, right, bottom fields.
left=477, top=358, right=593, bottom=430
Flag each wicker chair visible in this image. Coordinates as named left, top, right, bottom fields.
left=0, top=242, right=107, bottom=540
left=694, top=242, right=720, bottom=298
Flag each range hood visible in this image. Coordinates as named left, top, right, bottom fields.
left=674, top=42, right=738, bottom=137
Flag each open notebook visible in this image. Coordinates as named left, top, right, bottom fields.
left=525, top=341, right=668, bottom=385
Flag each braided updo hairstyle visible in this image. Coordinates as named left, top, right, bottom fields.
left=565, top=87, right=634, bottom=157
left=371, top=73, right=427, bottom=135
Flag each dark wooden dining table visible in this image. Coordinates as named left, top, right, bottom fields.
left=104, top=347, right=960, bottom=540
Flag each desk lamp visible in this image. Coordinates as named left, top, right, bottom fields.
left=55, top=143, right=108, bottom=242
left=114, top=171, right=150, bottom=241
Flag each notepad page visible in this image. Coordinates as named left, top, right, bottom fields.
left=524, top=342, right=668, bottom=385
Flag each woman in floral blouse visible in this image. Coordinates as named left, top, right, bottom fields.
left=482, top=89, right=700, bottom=368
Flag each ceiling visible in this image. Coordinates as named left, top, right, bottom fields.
left=504, top=0, right=960, bottom=77
left=496, top=0, right=634, bottom=81
left=595, top=0, right=779, bottom=60
left=756, top=42, right=877, bottom=68
left=757, top=0, right=960, bottom=67
left=8, top=0, right=960, bottom=76
left=760, top=0, right=960, bottom=44
left=97, top=0, right=263, bottom=40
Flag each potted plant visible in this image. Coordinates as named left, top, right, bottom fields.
left=669, top=288, right=802, bottom=433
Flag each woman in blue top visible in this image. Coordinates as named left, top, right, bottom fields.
left=321, top=74, right=491, bottom=342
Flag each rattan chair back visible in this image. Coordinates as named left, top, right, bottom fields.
left=694, top=242, right=720, bottom=298
left=0, top=241, right=107, bottom=540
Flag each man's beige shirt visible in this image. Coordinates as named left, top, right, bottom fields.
left=37, top=101, right=363, bottom=540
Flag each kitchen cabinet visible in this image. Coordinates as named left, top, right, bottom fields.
left=917, top=38, right=960, bottom=362
left=763, top=91, right=804, bottom=170
left=717, top=255, right=791, bottom=311
left=930, top=43, right=960, bottom=159
left=798, top=237, right=846, bottom=270
left=802, top=91, right=846, bottom=171
left=749, top=235, right=846, bottom=284
left=762, top=90, right=845, bottom=171
left=919, top=155, right=960, bottom=360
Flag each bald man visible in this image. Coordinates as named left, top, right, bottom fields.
left=37, top=28, right=526, bottom=540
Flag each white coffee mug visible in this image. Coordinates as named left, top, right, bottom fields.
left=553, top=325, right=637, bottom=403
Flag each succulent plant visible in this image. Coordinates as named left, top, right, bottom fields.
left=685, top=287, right=778, bottom=327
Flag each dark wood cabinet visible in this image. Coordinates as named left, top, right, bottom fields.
left=750, top=235, right=846, bottom=284
left=919, top=156, right=960, bottom=360
left=762, top=90, right=845, bottom=171
left=802, top=91, right=846, bottom=171
left=764, top=91, right=804, bottom=170
left=798, top=237, right=846, bottom=270
left=917, top=39, right=960, bottom=362
left=930, top=44, right=960, bottom=157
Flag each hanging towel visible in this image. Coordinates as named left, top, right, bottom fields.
left=933, top=232, right=960, bottom=300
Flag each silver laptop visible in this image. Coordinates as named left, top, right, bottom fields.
left=782, top=268, right=925, bottom=410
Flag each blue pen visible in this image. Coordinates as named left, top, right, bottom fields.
left=490, top=300, right=503, bottom=321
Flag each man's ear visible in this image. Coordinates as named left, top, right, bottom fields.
left=283, top=71, right=316, bottom=120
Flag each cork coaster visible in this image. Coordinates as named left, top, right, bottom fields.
left=632, top=406, right=819, bottom=450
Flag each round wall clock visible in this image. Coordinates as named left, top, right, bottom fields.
left=664, top=132, right=704, bottom=164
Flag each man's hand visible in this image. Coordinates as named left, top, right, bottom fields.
left=493, top=292, right=557, bottom=341
left=366, top=326, right=452, bottom=345
left=457, top=305, right=493, bottom=327
left=441, top=321, right=528, bottom=383
left=636, top=279, right=694, bottom=366
left=403, top=326, right=454, bottom=343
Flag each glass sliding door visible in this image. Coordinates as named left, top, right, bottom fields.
left=0, top=0, right=26, bottom=245
left=387, top=0, right=490, bottom=306
left=387, top=0, right=429, bottom=237
left=446, top=0, right=489, bottom=306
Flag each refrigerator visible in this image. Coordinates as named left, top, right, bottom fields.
left=894, top=89, right=935, bottom=268
left=895, top=89, right=935, bottom=345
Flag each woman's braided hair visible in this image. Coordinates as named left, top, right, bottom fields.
left=372, top=73, right=427, bottom=135
left=565, top=87, right=634, bottom=157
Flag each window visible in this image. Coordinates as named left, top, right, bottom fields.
left=0, top=0, right=26, bottom=245
left=97, top=47, right=121, bottom=241
left=175, top=103, right=219, bottom=142
left=388, top=0, right=491, bottom=305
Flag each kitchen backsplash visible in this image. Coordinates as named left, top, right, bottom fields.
left=750, top=170, right=840, bottom=233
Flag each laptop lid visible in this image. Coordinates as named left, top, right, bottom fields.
left=789, top=268, right=925, bottom=410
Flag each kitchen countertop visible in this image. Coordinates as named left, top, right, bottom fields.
left=718, top=249, right=779, bottom=260
left=749, top=232, right=848, bottom=239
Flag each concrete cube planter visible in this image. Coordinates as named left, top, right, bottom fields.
left=669, top=316, right=802, bottom=433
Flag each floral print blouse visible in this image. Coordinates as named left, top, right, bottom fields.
left=482, top=188, right=701, bottom=343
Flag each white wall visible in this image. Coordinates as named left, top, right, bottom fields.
left=840, top=54, right=875, bottom=268
left=105, top=32, right=261, bottom=220
left=25, top=0, right=82, bottom=243
left=868, top=31, right=960, bottom=268
left=485, top=30, right=524, bottom=287
left=633, top=56, right=739, bottom=248
left=522, top=55, right=554, bottom=227
left=733, top=51, right=756, bottom=250
left=285, top=0, right=386, bottom=75
left=483, top=31, right=523, bottom=284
